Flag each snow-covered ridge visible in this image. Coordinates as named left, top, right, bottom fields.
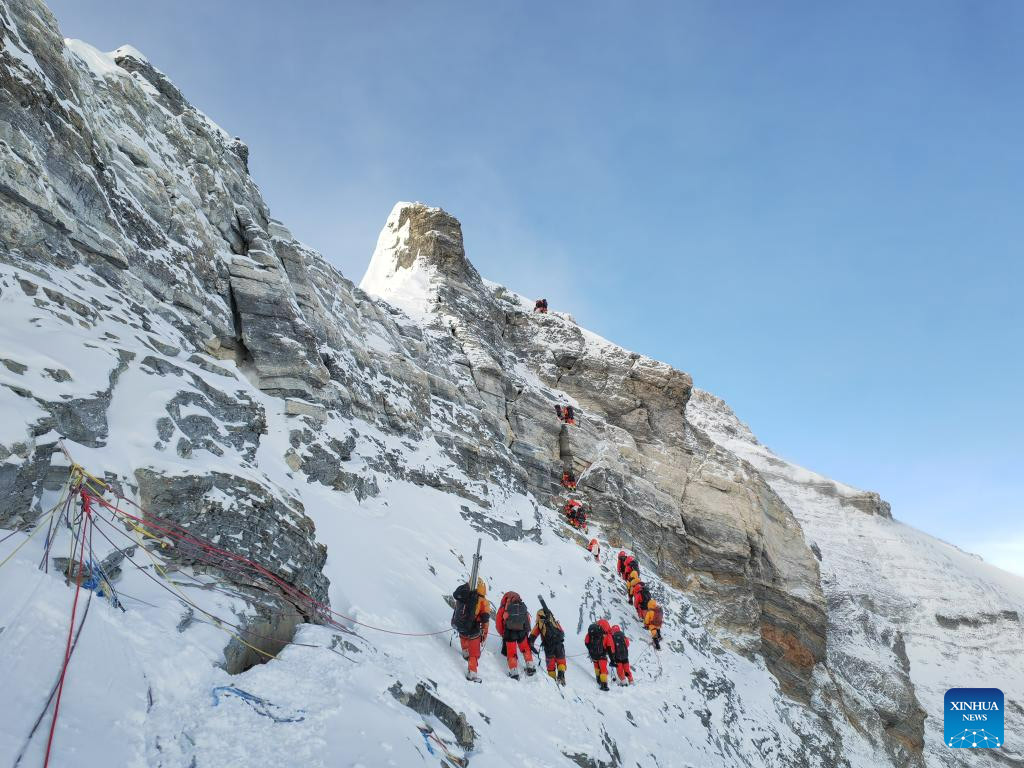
left=1, top=1, right=1022, bottom=766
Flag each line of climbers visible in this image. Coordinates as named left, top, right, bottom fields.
left=451, top=584, right=570, bottom=685
left=617, top=551, right=663, bottom=650
left=447, top=405, right=662, bottom=691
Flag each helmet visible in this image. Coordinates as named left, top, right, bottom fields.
left=598, top=619, right=612, bottom=632
left=618, top=551, right=626, bottom=558
left=476, top=579, right=487, bottom=596
left=648, top=599, right=657, bottom=609
left=611, top=625, right=621, bottom=633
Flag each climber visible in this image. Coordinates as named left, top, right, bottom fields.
left=530, top=604, right=567, bottom=685
left=584, top=619, right=614, bottom=691
left=626, top=569, right=641, bottom=597
left=495, top=591, right=536, bottom=679
left=626, top=571, right=640, bottom=597
left=587, top=538, right=600, bottom=561
left=644, top=599, right=664, bottom=650
left=534, top=298, right=548, bottom=314
left=451, top=579, right=491, bottom=681
left=609, top=625, right=633, bottom=685
left=560, top=468, right=577, bottom=490
left=632, top=581, right=652, bottom=621
left=616, top=551, right=628, bottom=578
left=563, top=498, right=588, bottom=531
left=554, top=404, right=577, bottom=426
left=622, top=554, right=638, bottom=581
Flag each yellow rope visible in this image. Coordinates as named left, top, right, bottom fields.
left=0, top=474, right=74, bottom=573
left=124, top=515, right=278, bottom=661
left=0, top=505, right=58, bottom=571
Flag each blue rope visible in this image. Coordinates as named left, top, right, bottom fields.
left=210, top=686, right=305, bottom=723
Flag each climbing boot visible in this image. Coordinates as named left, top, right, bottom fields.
left=508, top=669, right=520, bottom=680
left=466, top=670, right=481, bottom=682
left=525, top=662, right=537, bottom=676
left=600, top=681, right=610, bottom=692
left=557, top=671, right=566, bottom=686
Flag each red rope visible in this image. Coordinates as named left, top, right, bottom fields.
left=43, top=497, right=91, bottom=767
left=86, top=490, right=452, bottom=638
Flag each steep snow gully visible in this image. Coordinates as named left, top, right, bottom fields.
left=1, top=1, right=1022, bottom=766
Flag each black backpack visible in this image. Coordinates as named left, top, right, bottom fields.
left=505, top=598, right=529, bottom=632
left=611, top=630, right=629, bottom=662
left=585, top=622, right=605, bottom=658
left=638, top=584, right=652, bottom=608
left=544, top=619, right=565, bottom=646
left=451, top=584, right=479, bottom=635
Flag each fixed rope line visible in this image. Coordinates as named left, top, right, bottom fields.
left=43, top=493, right=92, bottom=768
left=88, top=503, right=351, bottom=661
left=67, top=460, right=454, bottom=638
left=0, top=504, right=59, bottom=572
left=87, top=509, right=281, bottom=663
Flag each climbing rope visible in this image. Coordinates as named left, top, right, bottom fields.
left=42, top=492, right=92, bottom=768
left=57, top=446, right=453, bottom=638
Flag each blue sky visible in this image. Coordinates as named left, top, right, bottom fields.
left=49, top=1, right=1022, bottom=575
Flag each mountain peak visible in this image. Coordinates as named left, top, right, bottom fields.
left=359, top=201, right=481, bottom=319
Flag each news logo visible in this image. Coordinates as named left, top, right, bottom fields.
left=945, top=688, right=1003, bottom=748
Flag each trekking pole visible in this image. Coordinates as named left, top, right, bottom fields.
left=468, top=538, right=482, bottom=591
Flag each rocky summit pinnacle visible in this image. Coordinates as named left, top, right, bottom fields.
left=1, top=1, right=1022, bottom=766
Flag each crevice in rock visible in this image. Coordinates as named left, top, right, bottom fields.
left=225, top=284, right=254, bottom=368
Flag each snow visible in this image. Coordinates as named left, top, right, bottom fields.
left=64, top=39, right=126, bottom=81
left=0, top=265, right=862, bottom=766
left=113, top=44, right=148, bottom=63
left=690, top=389, right=1024, bottom=767
left=359, top=203, right=434, bottom=323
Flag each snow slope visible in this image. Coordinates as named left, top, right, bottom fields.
left=689, top=390, right=1024, bottom=768
left=1, top=1, right=1021, bottom=766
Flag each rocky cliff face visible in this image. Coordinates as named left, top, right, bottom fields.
left=361, top=202, right=828, bottom=700
left=2, top=2, right=1022, bottom=766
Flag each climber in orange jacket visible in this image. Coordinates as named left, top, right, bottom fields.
left=644, top=599, right=664, bottom=650
left=632, top=581, right=651, bottom=620
left=561, top=468, right=577, bottom=490
left=495, top=591, right=536, bottom=679
left=564, top=498, right=588, bottom=531
left=452, top=579, right=490, bottom=681
left=530, top=606, right=567, bottom=685
left=616, top=551, right=628, bottom=578
left=626, top=569, right=640, bottom=592
left=534, top=298, right=548, bottom=313
left=555, top=404, right=576, bottom=425
left=609, top=625, right=633, bottom=685
left=584, top=619, right=615, bottom=691
left=622, top=555, right=638, bottom=582
left=587, top=538, right=600, bottom=561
